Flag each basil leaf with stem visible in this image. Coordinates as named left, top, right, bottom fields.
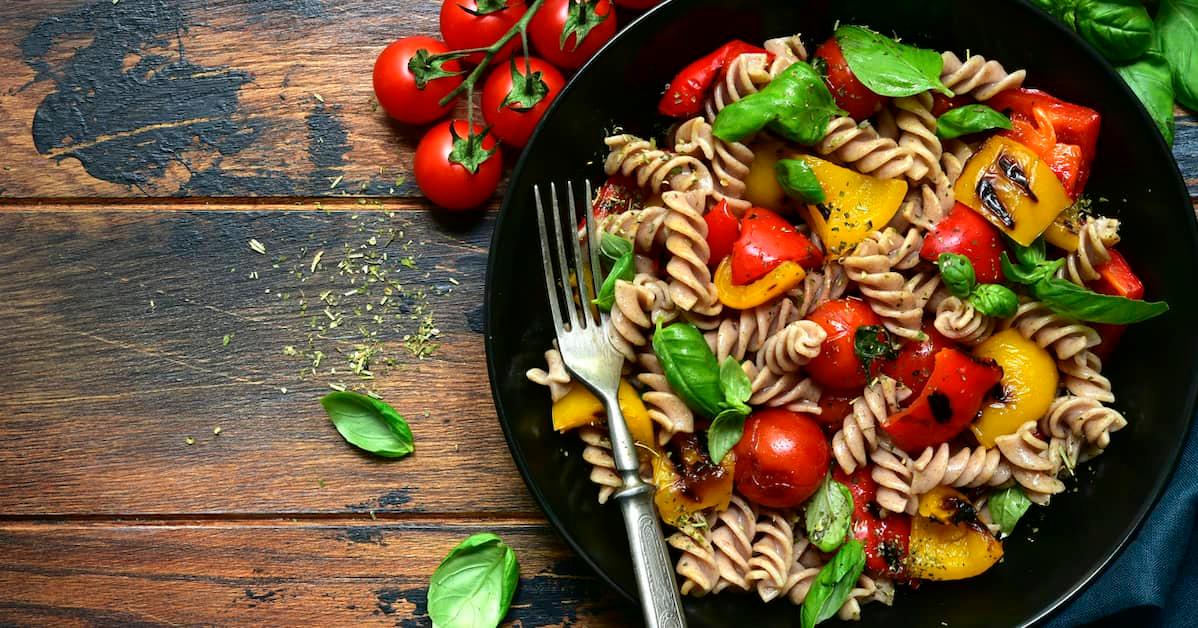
left=427, top=532, right=520, bottom=628
left=937, top=252, right=977, bottom=298
left=776, top=158, right=827, bottom=203
left=805, top=475, right=854, bottom=552
left=1155, top=0, right=1198, bottom=110
left=708, top=408, right=748, bottom=464
left=1076, top=0, right=1155, bottom=63
left=970, top=283, right=1019, bottom=318
left=652, top=321, right=725, bottom=419
left=592, top=250, right=634, bottom=311
left=835, top=25, right=952, bottom=97
left=1030, top=276, right=1169, bottom=323
left=988, top=486, right=1033, bottom=536
left=801, top=539, right=867, bottom=628
left=321, top=391, right=414, bottom=458
left=1118, top=51, right=1177, bottom=146
left=935, top=104, right=1012, bottom=140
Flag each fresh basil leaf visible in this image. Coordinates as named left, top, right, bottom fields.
left=599, top=232, right=633, bottom=262
left=652, top=321, right=725, bottom=419
left=1001, top=251, right=1040, bottom=285
left=1031, top=276, right=1170, bottom=323
left=775, top=158, right=827, bottom=203
left=935, top=104, right=1013, bottom=139
left=1117, top=51, right=1176, bottom=146
left=719, top=356, right=752, bottom=408
left=937, top=252, right=978, bottom=298
left=835, top=25, right=952, bottom=97
left=988, top=486, right=1033, bottom=536
left=805, top=475, right=854, bottom=552
left=1076, top=0, right=1154, bottom=62
left=1031, top=0, right=1080, bottom=28
left=801, top=539, right=867, bottom=628
left=854, top=325, right=902, bottom=377
left=428, top=532, right=520, bottom=628
left=970, top=283, right=1019, bottom=318
left=1156, top=0, right=1198, bottom=110
left=1014, top=237, right=1048, bottom=267
left=592, top=250, right=634, bottom=311
left=320, top=391, right=413, bottom=458
left=713, top=62, right=844, bottom=145
left=708, top=407, right=748, bottom=464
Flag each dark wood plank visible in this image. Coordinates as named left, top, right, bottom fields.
left=0, top=521, right=637, bottom=627
left=0, top=206, right=542, bottom=516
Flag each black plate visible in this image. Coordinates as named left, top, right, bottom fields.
left=485, top=1, right=1198, bottom=625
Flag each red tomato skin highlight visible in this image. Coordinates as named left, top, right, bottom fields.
left=813, top=37, right=886, bottom=120
left=529, top=0, right=617, bottom=70
left=733, top=410, right=830, bottom=509
left=481, top=56, right=566, bottom=147
left=439, top=0, right=527, bottom=65
left=806, top=298, right=883, bottom=390
left=920, top=203, right=1007, bottom=284
left=414, top=120, right=503, bottom=211
left=373, top=37, right=463, bottom=125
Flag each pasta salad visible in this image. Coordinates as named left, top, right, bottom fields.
left=526, top=25, right=1168, bottom=624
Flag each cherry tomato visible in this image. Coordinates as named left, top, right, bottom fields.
left=481, top=56, right=566, bottom=147
left=920, top=202, right=1007, bottom=284
left=815, top=389, right=856, bottom=429
left=930, top=93, right=976, bottom=117
left=613, top=0, right=662, bottom=7
left=813, top=37, right=885, bottom=121
left=733, top=409, right=830, bottom=508
left=414, top=120, right=503, bottom=210
left=881, top=326, right=955, bottom=397
left=730, top=207, right=823, bottom=284
left=529, top=0, right=617, bottom=70
left=440, top=0, right=527, bottom=65
left=704, top=199, right=740, bottom=269
left=881, top=348, right=1004, bottom=452
left=373, top=37, right=463, bottom=125
left=806, top=298, right=882, bottom=390
left=833, top=467, right=912, bottom=579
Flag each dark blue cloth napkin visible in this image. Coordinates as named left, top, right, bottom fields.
left=1047, top=416, right=1198, bottom=627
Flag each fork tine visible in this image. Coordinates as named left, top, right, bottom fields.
left=534, top=185, right=565, bottom=335
left=549, top=182, right=580, bottom=331
left=583, top=180, right=611, bottom=327
left=567, top=181, right=596, bottom=329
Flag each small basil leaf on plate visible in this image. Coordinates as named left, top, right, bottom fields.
left=599, top=232, right=633, bottom=262
left=428, top=532, right=520, bottom=628
left=719, top=356, right=752, bottom=408
left=708, top=407, right=748, bottom=464
left=854, top=324, right=902, bottom=377
left=592, top=250, right=635, bottom=311
left=937, top=252, right=978, bottom=298
left=806, top=475, right=854, bottom=552
left=321, top=391, right=413, bottom=458
left=801, top=539, right=867, bottom=628
left=713, top=62, right=843, bottom=145
left=835, top=25, right=953, bottom=97
left=988, top=485, right=1033, bottom=536
left=652, top=321, right=725, bottom=419
left=776, top=158, right=827, bottom=203
left=970, top=283, right=1019, bottom=318
left=935, top=104, right=1012, bottom=139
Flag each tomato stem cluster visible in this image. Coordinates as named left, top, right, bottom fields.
left=436, top=0, right=546, bottom=107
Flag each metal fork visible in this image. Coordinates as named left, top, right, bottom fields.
left=535, top=181, right=687, bottom=628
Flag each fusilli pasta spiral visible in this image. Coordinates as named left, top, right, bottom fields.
left=832, top=375, right=910, bottom=474
left=672, top=116, right=755, bottom=214
left=910, top=443, right=1012, bottom=495
left=711, top=494, right=758, bottom=593
left=994, top=421, right=1065, bottom=505
left=600, top=205, right=669, bottom=254
left=893, top=92, right=943, bottom=183
left=609, top=274, right=676, bottom=361
left=748, top=509, right=798, bottom=602
left=670, top=516, right=719, bottom=596
left=933, top=292, right=996, bottom=345
left=844, top=229, right=938, bottom=340
left=816, top=117, right=915, bottom=180
left=636, top=353, right=695, bottom=445
left=1058, top=349, right=1114, bottom=403
left=940, top=51, right=1026, bottom=100
left=604, top=133, right=714, bottom=194
left=704, top=52, right=772, bottom=122
left=1058, top=217, right=1120, bottom=286
left=1004, top=300, right=1100, bottom=360
left=1042, top=394, right=1127, bottom=450
left=704, top=298, right=802, bottom=363
left=763, top=33, right=808, bottom=77
left=788, top=261, right=849, bottom=317
left=871, top=443, right=918, bottom=515
left=742, top=361, right=823, bottom=414
left=661, top=190, right=723, bottom=315
left=756, top=319, right=827, bottom=374
left=526, top=348, right=571, bottom=402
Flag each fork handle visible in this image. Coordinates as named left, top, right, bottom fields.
left=604, top=400, right=688, bottom=628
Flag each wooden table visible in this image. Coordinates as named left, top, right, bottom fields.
left=0, top=1, right=1193, bottom=626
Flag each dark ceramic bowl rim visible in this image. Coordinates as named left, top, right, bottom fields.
left=485, top=1, right=1198, bottom=624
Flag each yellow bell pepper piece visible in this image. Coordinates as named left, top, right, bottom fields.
left=1043, top=202, right=1085, bottom=252
left=795, top=154, right=907, bottom=258
left=971, top=329, right=1059, bottom=447
left=713, top=257, right=806, bottom=309
left=551, top=381, right=656, bottom=448
left=744, top=142, right=786, bottom=212
left=908, top=488, right=1004, bottom=581
left=954, top=136, right=1071, bottom=246
left=653, top=439, right=735, bottom=528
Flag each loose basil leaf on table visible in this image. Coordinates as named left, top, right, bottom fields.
left=937, top=252, right=978, bottom=298
left=592, top=250, right=634, bottom=311
left=776, top=158, right=827, bottom=203
left=834, top=25, right=953, bottom=97
left=652, top=321, right=725, bottom=419
left=1117, top=50, right=1176, bottom=146
left=599, top=232, right=632, bottom=262
left=989, top=485, right=1033, bottom=536
left=713, top=61, right=844, bottom=145
left=428, top=532, right=520, bottom=628
left=935, top=104, right=1012, bottom=140
left=1155, top=0, right=1198, bottom=110
left=806, top=475, right=854, bottom=552
left=802, top=539, right=867, bottom=628
left=320, top=391, right=414, bottom=458
left=1076, top=0, right=1155, bottom=63
left=970, top=283, right=1019, bottom=318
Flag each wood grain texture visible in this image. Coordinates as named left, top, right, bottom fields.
left=0, top=521, right=637, bottom=626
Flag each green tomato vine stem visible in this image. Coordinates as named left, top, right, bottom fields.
left=436, top=0, right=547, bottom=108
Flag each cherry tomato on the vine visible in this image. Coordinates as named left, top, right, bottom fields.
left=529, top=0, right=618, bottom=70
left=414, top=120, right=503, bottom=210
left=440, top=0, right=528, bottom=65
left=373, top=37, right=463, bottom=125
left=482, top=56, right=566, bottom=147
left=733, top=410, right=830, bottom=508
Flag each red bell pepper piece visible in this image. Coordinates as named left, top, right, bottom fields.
left=990, top=88, right=1101, bottom=196
left=729, top=207, right=823, bottom=285
left=880, top=348, right=1003, bottom=452
left=813, top=37, right=886, bottom=121
left=657, top=40, right=770, bottom=118
left=834, top=467, right=912, bottom=580
left=1089, top=248, right=1144, bottom=360
left=919, top=202, right=1007, bottom=284
left=704, top=198, right=740, bottom=269
left=880, top=326, right=955, bottom=398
